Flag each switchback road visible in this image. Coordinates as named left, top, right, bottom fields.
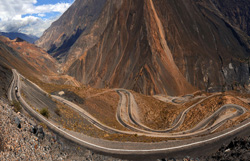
left=8, top=69, right=250, bottom=158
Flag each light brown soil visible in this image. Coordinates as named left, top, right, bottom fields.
left=176, top=95, right=250, bottom=132
left=132, top=91, right=205, bottom=130
left=83, top=91, right=129, bottom=131
left=21, top=77, right=250, bottom=142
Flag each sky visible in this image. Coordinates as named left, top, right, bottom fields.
left=0, top=0, right=74, bottom=37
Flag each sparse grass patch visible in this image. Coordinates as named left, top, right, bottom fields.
left=39, top=122, right=48, bottom=130
left=132, top=91, right=180, bottom=130
left=54, top=102, right=92, bottom=133
left=40, top=107, right=49, bottom=118
left=11, top=100, right=22, bottom=113
left=84, top=91, right=128, bottom=131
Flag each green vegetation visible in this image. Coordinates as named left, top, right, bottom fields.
left=11, top=100, right=22, bottom=113
left=39, top=122, right=48, bottom=130
left=40, top=107, right=49, bottom=118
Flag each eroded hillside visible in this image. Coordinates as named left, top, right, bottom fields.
left=0, top=36, right=80, bottom=87
left=37, top=0, right=250, bottom=95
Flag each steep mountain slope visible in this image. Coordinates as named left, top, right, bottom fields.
left=210, top=0, right=250, bottom=36
left=152, top=0, right=250, bottom=91
left=0, top=36, right=57, bottom=77
left=0, top=39, right=43, bottom=79
left=0, top=36, right=81, bottom=87
left=208, top=0, right=250, bottom=50
left=36, top=0, right=108, bottom=65
left=0, top=32, right=38, bottom=44
left=37, top=0, right=250, bottom=95
left=0, top=63, right=11, bottom=98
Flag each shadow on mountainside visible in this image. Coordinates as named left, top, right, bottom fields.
left=0, top=64, right=12, bottom=98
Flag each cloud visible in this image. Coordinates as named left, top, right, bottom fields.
left=0, top=0, right=73, bottom=37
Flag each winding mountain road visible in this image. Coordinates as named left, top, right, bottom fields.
left=8, top=69, right=250, bottom=158
left=116, top=90, right=247, bottom=137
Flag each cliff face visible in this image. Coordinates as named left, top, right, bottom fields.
left=152, top=0, right=250, bottom=92
left=37, top=0, right=250, bottom=95
left=35, top=0, right=116, bottom=68
left=35, top=0, right=106, bottom=53
left=67, top=0, right=194, bottom=95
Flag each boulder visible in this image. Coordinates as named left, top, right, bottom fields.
left=36, top=126, right=45, bottom=139
left=30, top=125, right=37, bottom=134
left=14, top=117, right=21, bottom=128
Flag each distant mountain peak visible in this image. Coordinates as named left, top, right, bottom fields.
left=0, top=32, right=38, bottom=44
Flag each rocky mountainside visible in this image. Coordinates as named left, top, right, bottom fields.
left=0, top=36, right=57, bottom=83
left=0, top=36, right=57, bottom=76
left=210, top=0, right=250, bottom=37
left=35, top=0, right=109, bottom=65
left=0, top=36, right=81, bottom=87
left=203, top=136, right=250, bottom=160
left=0, top=64, right=12, bottom=98
left=37, top=0, right=250, bottom=95
left=0, top=99, right=125, bottom=161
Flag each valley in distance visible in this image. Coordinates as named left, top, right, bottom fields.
left=0, top=0, right=250, bottom=160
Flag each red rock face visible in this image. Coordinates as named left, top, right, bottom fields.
left=66, top=0, right=195, bottom=96
left=36, top=0, right=250, bottom=95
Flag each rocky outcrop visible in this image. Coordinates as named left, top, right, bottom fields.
left=205, top=136, right=250, bottom=160
left=37, top=0, right=250, bottom=95
left=0, top=99, right=125, bottom=161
